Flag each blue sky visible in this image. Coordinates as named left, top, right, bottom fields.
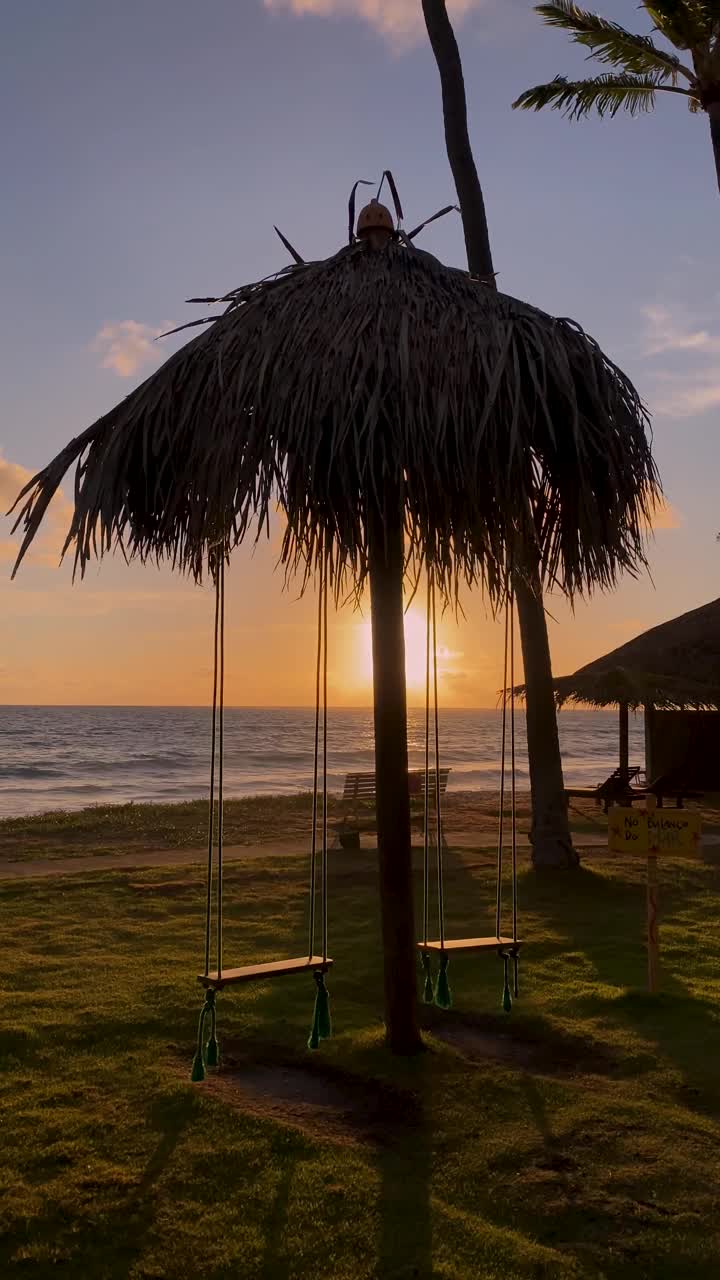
left=1, top=0, right=718, bottom=705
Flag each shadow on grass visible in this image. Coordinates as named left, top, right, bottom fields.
left=376, top=1123, right=432, bottom=1280
left=0, top=1090, right=198, bottom=1277
left=259, top=1159, right=295, bottom=1280
left=521, top=859, right=720, bottom=1100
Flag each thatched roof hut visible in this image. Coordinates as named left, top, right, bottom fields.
left=552, top=598, right=720, bottom=711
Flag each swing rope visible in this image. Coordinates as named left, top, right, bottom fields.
left=217, top=552, right=225, bottom=983
left=192, top=553, right=225, bottom=1081
left=307, top=546, right=331, bottom=1049
left=431, top=570, right=452, bottom=1009
left=203, top=568, right=220, bottom=977
left=495, top=576, right=510, bottom=940
left=421, top=572, right=434, bottom=1002
left=501, top=575, right=519, bottom=1010
left=192, top=549, right=332, bottom=1081
left=420, top=564, right=452, bottom=1008
left=307, top=548, right=323, bottom=964
left=431, top=571, right=444, bottom=950
left=510, top=585, right=518, bottom=949
left=419, top=560, right=521, bottom=1018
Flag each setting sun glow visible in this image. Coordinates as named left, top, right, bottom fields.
left=360, top=611, right=430, bottom=691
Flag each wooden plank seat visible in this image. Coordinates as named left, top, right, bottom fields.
left=336, top=768, right=451, bottom=848
left=199, top=955, right=333, bottom=990
left=418, top=937, right=521, bottom=954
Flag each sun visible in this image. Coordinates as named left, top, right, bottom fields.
left=360, top=610, right=428, bottom=690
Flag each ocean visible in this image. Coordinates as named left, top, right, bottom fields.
left=0, top=705, right=645, bottom=819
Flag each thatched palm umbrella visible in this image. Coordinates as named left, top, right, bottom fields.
left=12, top=207, right=658, bottom=1052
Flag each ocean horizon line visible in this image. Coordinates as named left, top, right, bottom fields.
left=0, top=702, right=611, bottom=713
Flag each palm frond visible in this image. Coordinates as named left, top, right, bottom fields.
left=643, top=2, right=713, bottom=50
left=513, top=71, right=692, bottom=118
left=11, top=239, right=659, bottom=605
left=535, top=2, right=694, bottom=81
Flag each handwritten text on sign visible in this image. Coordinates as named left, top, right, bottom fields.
left=608, top=808, right=701, bottom=854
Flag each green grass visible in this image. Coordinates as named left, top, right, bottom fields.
left=2, top=838, right=720, bottom=1278
left=0, top=795, right=333, bottom=861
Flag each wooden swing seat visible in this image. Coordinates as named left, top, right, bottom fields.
left=418, top=937, right=521, bottom=954
left=199, top=955, right=333, bottom=990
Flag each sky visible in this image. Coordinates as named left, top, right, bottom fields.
left=1, top=0, right=718, bottom=707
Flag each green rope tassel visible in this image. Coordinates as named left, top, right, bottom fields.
left=501, top=954, right=512, bottom=1014
left=191, top=988, right=218, bottom=1081
left=206, top=996, right=220, bottom=1067
left=307, top=970, right=331, bottom=1050
left=434, top=952, right=452, bottom=1010
left=420, top=951, right=434, bottom=1004
left=512, top=952, right=519, bottom=1000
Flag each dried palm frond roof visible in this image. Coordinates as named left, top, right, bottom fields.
left=11, top=219, right=659, bottom=600
left=549, top=598, right=720, bottom=709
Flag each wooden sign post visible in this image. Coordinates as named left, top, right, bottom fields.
left=607, top=798, right=701, bottom=994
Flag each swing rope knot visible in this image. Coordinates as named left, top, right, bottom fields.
left=308, top=969, right=332, bottom=1050
left=434, top=951, right=452, bottom=1010
left=500, top=951, right=512, bottom=1015
left=191, top=987, right=219, bottom=1082
left=420, top=951, right=434, bottom=1004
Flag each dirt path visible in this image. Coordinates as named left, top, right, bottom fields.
left=5, top=827, right=717, bottom=882
left=0, top=831, right=613, bottom=881
left=0, top=839, right=312, bottom=881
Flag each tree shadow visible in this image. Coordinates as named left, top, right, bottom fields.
left=0, top=1090, right=197, bottom=1276
left=259, top=1159, right=295, bottom=1280
left=375, top=1126, right=433, bottom=1280
left=518, top=857, right=720, bottom=1104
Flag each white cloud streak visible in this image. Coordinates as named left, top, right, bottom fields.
left=641, top=304, right=720, bottom=357
left=91, top=320, right=165, bottom=377
left=641, top=302, right=720, bottom=419
left=653, top=371, right=720, bottom=419
left=263, top=0, right=487, bottom=43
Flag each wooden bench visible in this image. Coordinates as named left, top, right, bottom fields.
left=335, top=768, right=451, bottom=849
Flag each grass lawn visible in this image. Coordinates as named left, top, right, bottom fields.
left=0, top=795, right=331, bottom=862
left=1, top=808, right=720, bottom=1278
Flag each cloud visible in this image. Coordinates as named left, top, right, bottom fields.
left=641, top=304, right=720, bottom=357
left=641, top=301, right=720, bottom=419
left=652, top=370, right=720, bottom=419
left=263, top=0, right=487, bottom=43
left=649, top=499, right=681, bottom=531
left=91, top=320, right=165, bottom=377
left=0, top=453, right=73, bottom=570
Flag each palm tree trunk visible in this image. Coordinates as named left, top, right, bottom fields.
left=421, top=0, right=577, bottom=869
left=421, top=0, right=494, bottom=280
left=368, top=494, right=423, bottom=1055
left=709, top=102, right=720, bottom=197
left=515, top=574, right=578, bottom=867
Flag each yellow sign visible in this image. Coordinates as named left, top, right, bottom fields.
left=608, top=807, right=701, bottom=855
